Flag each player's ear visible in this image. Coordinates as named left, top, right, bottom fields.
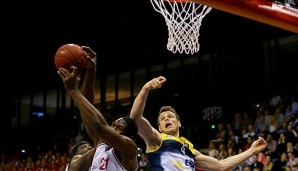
left=178, top=121, right=181, bottom=128
left=158, top=126, right=161, bottom=132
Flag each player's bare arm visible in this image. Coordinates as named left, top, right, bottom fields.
left=58, top=66, right=137, bottom=160
left=194, top=137, right=267, bottom=170
left=69, top=148, right=96, bottom=171
left=79, top=46, right=97, bottom=144
left=130, top=76, right=166, bottom=150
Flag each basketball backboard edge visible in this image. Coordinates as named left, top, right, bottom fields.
left=190, top=0, right=298, bottom=34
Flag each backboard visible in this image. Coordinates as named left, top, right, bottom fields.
left=189, top=0, right=298, bottom=34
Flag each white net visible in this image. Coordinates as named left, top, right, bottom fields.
left=150, top=0, right=212, bottom=54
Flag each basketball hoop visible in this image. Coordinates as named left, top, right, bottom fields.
left=150, top=0, right=212, bottom=54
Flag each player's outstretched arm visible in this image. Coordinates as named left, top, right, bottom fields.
left=130, top=76, right=166, bottom=143
left=79, top=46, right=97, bottom=143
left=80, top=46, right=97, bottom=103
left=58, top=66, right=137, bottom=160
left=194, top=137, right=267, bottom=171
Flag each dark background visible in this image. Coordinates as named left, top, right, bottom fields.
left=0, top=1, right=296, bottom=120
left=1, top=1, right=295, bottom=99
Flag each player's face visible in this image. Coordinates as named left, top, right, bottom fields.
left=111, top=118, right=127, bottom=135
left=158, top=111, right=180, bottom=135
left=77, top=143, right=93, bottom=155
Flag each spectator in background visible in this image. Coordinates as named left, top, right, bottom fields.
left=272, top=152, right=288, bottom=171
left=243, top=136, right=254, bottom=152
left=233, top=112, right=243, bottom=133
left=242, top=112, right=253, bottom=131
left=213, top=149, right=222, bottom=160
left=214, top=123, right=227, bottom=140
left=264, top=109, right=273, bottom=127
left=243, top=124, right=257, bottom=140
left=138, top=152, right=149, bottom=171
left=286, top=151, right=298, bottom=171
left=226, top=123, right=234, bottom=133
left=264, top=133, right=278, bottom=159
left=249, top=154, right=263, bottom=171
left=284, top=104, right=295, bottom=121
left=274, top=106, right=285, bottom=126
left=277, top=121, right=289, bottom=135
left=210, top=131, right=227, bottom=146
left=207, top=142, right=216, bottom=158
left=259, top=125, right=270, bottom=139
left=226, top=139, right=237, bottom=154
left=284, top=165, right=293, bottom=171
left=243, top=165, right=252, bottom=171
left=288, top=114, right=298, bottom=132
left=255, top=113, right=266, bottom=135
left=227, top=147, right=236, bottom=158
left=268, top=116, right=278, bottom=133
left=254, top=110, right=262, bottom=125
left=286, top=142, right=296, bottom=153
left=271, top=119, right=282, bottom=139
left=277, top=133, right=288, bottom=156
left=286, top=124, right=297, bottom=144
left=258, top=133, right=277, bottom=165
left=268, top=91, right=281, bottom=109
left=241, top=128, right=248, bottom=141
left=263, top=155, right=274, bottom=171
left=217, top=143, right=228, bottom=160
left=290, top=95, right=298, bottom=114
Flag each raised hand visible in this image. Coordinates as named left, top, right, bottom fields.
left=143, top=76, right=167, bottom=91
left=57, top=66, right=81, bottom=92
left=81, top=46, right=97, bottom=70
left=250, top=136, right=267, bottom=154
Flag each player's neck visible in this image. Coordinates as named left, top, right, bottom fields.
left=163, top=132, right=180, bottom=138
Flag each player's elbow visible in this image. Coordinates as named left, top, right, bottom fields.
left=217, top=163, right=235, bottom=171
left=129, top=114, right=142, bottom=124
left=93, top=121, right=107, bottom=132
left=129, top=113, right=137, bottom=120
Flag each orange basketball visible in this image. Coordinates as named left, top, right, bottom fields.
left=54, top=44, right=87, bottom=71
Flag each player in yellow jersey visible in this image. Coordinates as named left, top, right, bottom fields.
left=130, top=76, right=267, bottom=171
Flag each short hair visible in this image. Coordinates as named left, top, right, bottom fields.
left=157, top=106, right=180, bottom=125
left=69, top=141, right=89, bottom=161
left=122, top=116, right=138, bottom=139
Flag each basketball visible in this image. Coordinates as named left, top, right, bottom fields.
left=54, top=44, right=87, bottom=71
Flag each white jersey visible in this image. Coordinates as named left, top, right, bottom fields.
left=90, top=143, right=136, bottom=171
left=65, top=164, right=69, bottom=171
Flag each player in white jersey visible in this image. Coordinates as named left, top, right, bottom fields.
left=130, top=76, right=267, bottom=171
left=91, top=143, right=133, bottom=171
left=58, top=46, right=139, bottom=171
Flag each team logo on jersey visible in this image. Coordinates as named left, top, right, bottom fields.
left=171, top=160, right=193, bottom=171
left=185, top=159, right=195, bottom=169
left=181, top=142, right=189, bottom=154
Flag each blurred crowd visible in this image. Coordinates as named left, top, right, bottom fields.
left=198, top=91, right=298, bottom=171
